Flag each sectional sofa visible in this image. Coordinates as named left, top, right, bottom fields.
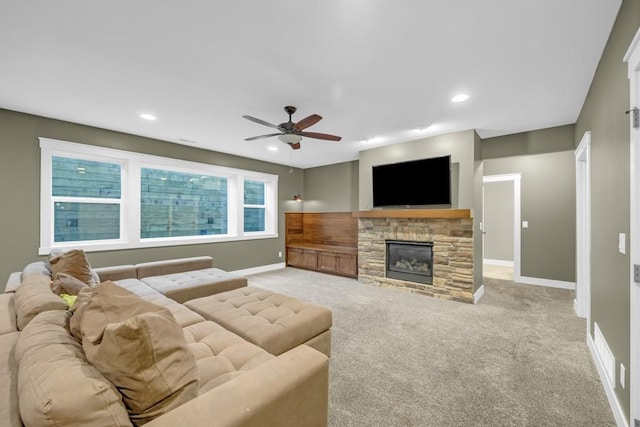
left=0, top=251, right=332, bottom=426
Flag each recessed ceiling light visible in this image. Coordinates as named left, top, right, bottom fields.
left=140, top=113, right=157, bottom=121
left=451, top=94, right=469, bottom=103
left=267, top=146, right=278, bottom=151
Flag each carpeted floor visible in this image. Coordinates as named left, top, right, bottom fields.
left=246, top=268, right=614, bottom=427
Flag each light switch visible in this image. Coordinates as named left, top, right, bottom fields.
left=522, top=221, right=529, bottom=229
left=619, top=233, right=626, bottom=254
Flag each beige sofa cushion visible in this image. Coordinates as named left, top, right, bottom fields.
left=0, top=332, right=20, bottom=427
left=135, top=256, right=213, bottom=278
left=71, top=282, right=199, bottom=425
left=182, top=320, right=274, bottom=393
left=49, top=249, right=96, bottom=285
left=0, top=294, right=17, bottom=334
left=14, top=274, right=67, bottom=330
left=185, top=287, right=333, bottom=356
left=140, top=268, right=247, bottom=303
left=15, top=310, right=132, bottom=427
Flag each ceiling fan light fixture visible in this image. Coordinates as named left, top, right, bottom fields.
left=278, top=134, right=302, bottom=144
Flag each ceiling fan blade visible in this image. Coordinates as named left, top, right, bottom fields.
left=299, top=131, right=342, bottom=141
left=289, top=142, right=301, bottom=150
left=293, top=114, right=322, bottom=131
left=245, top=133, right=282, bottom=141
left=243, top=115, right=281, bottom=130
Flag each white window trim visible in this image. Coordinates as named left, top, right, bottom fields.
left=242, top=178, right=271, bottom=235
left=39, top=137, right=278, bottom=255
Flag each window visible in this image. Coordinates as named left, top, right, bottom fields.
left=244, top=180, right=266, bottom=232
left=40, top=138, right=278, bottom=254
left=141, top=168, right=228, bottom=238
left=52, top=156, right=122, bottom=242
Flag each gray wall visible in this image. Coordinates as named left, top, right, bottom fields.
left=482, top=124, right=575, bottom=159
left=483, top=180, right=514, bottom=262
left=483, top=151, right=576, bottom=282
left=302, top=161, right=359, bottom=212
left=358, top=130, right=477, bottom=210
left=0, top=109, right=304, bottom=290
left=575, top=0, right=639, bottom=417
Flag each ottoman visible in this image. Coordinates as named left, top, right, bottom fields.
left=184, top=287, right=332, bottom=357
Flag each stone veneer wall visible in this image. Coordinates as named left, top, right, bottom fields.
left=358, top=217, right=475, bottom=303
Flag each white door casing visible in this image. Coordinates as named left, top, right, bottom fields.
left=624, top=26, right=640, bottom=427
left=575, top=132, right=591, bottom=322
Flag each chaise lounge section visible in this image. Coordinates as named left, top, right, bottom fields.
left=1, top=251, right=331, bottom=426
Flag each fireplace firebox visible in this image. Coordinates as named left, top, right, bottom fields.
left=385, top=240, right=434, bottom=284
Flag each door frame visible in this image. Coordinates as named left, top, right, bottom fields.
left=624, top=26, right=640, bottom=426
left=575, top=132, right=591, bottom=323
left=483, top=174, right=521, bottom=280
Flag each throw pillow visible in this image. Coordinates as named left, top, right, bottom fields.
left=71, top=281, right=199, bottom=425
left=50, top=272, right=89, bottom=296
left=49, top=249, right=96, bottom=286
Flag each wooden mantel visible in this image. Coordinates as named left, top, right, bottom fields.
left=352, top=209, right=471, bottom=219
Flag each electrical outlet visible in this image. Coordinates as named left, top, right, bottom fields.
left=278, top=251, right=282, bottom=258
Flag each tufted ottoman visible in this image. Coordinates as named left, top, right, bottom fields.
left=140, top=268, right=247, bottom=303
left=184, top=287, right=332, bottom=357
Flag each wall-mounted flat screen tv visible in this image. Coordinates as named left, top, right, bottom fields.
left=372, top=155, right=451, bottom=207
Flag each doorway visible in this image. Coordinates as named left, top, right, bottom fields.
left=483, top=174, right=521, bottom=281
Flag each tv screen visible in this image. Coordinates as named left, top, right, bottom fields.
left=372, top=155, right=451, bottom=207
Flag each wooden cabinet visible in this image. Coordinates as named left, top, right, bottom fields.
left=287, top=247, right=318, bottom=270
left=318, top=251, right=357, bottom=277
left=288, top=245, right=357, bottom=278
left=285, top=212, right=358, bottom=278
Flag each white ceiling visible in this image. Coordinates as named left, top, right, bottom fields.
left=0, top=1, right=621, bottom=168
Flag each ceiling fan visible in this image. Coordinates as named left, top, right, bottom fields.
left=243, top=106, right=342, bottom=150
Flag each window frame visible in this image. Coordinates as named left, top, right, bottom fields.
left=39, top=137, right=278, bottom=255
left=242, top=178, right=269, bottom=234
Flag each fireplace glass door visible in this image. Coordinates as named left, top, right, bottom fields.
left=386, top=240, right=434, bottom=284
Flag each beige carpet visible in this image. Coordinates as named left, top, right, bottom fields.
left=246, top=268, right=614, bottom=427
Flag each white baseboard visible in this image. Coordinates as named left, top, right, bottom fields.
left=515, top=275, right=575, bottom=290
left=473, top=285, right=485, bottom=304
left=587, top=333, right=628, bottom=427
left=483, top=259, right=514, bottom=267
left=231, top=262, right=285, bottom=276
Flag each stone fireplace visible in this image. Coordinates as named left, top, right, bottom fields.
left=355, top=209, right=474, bottom=304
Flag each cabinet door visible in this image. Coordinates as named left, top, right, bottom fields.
left=301, top=250, right=318, bottom=269
left=318, top=252, right=338, bottom=272
left=336, top=254, right=357, bottom=277
left=287, top=248, right=303, bottom=267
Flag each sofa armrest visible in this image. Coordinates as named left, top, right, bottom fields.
left=93, top=265, right=137, bottom=282
left=147, top=345, right=329, bottom=427
left=4, top=272, right=21, bottom=293
left=136, top=256, right=214, bottom=278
